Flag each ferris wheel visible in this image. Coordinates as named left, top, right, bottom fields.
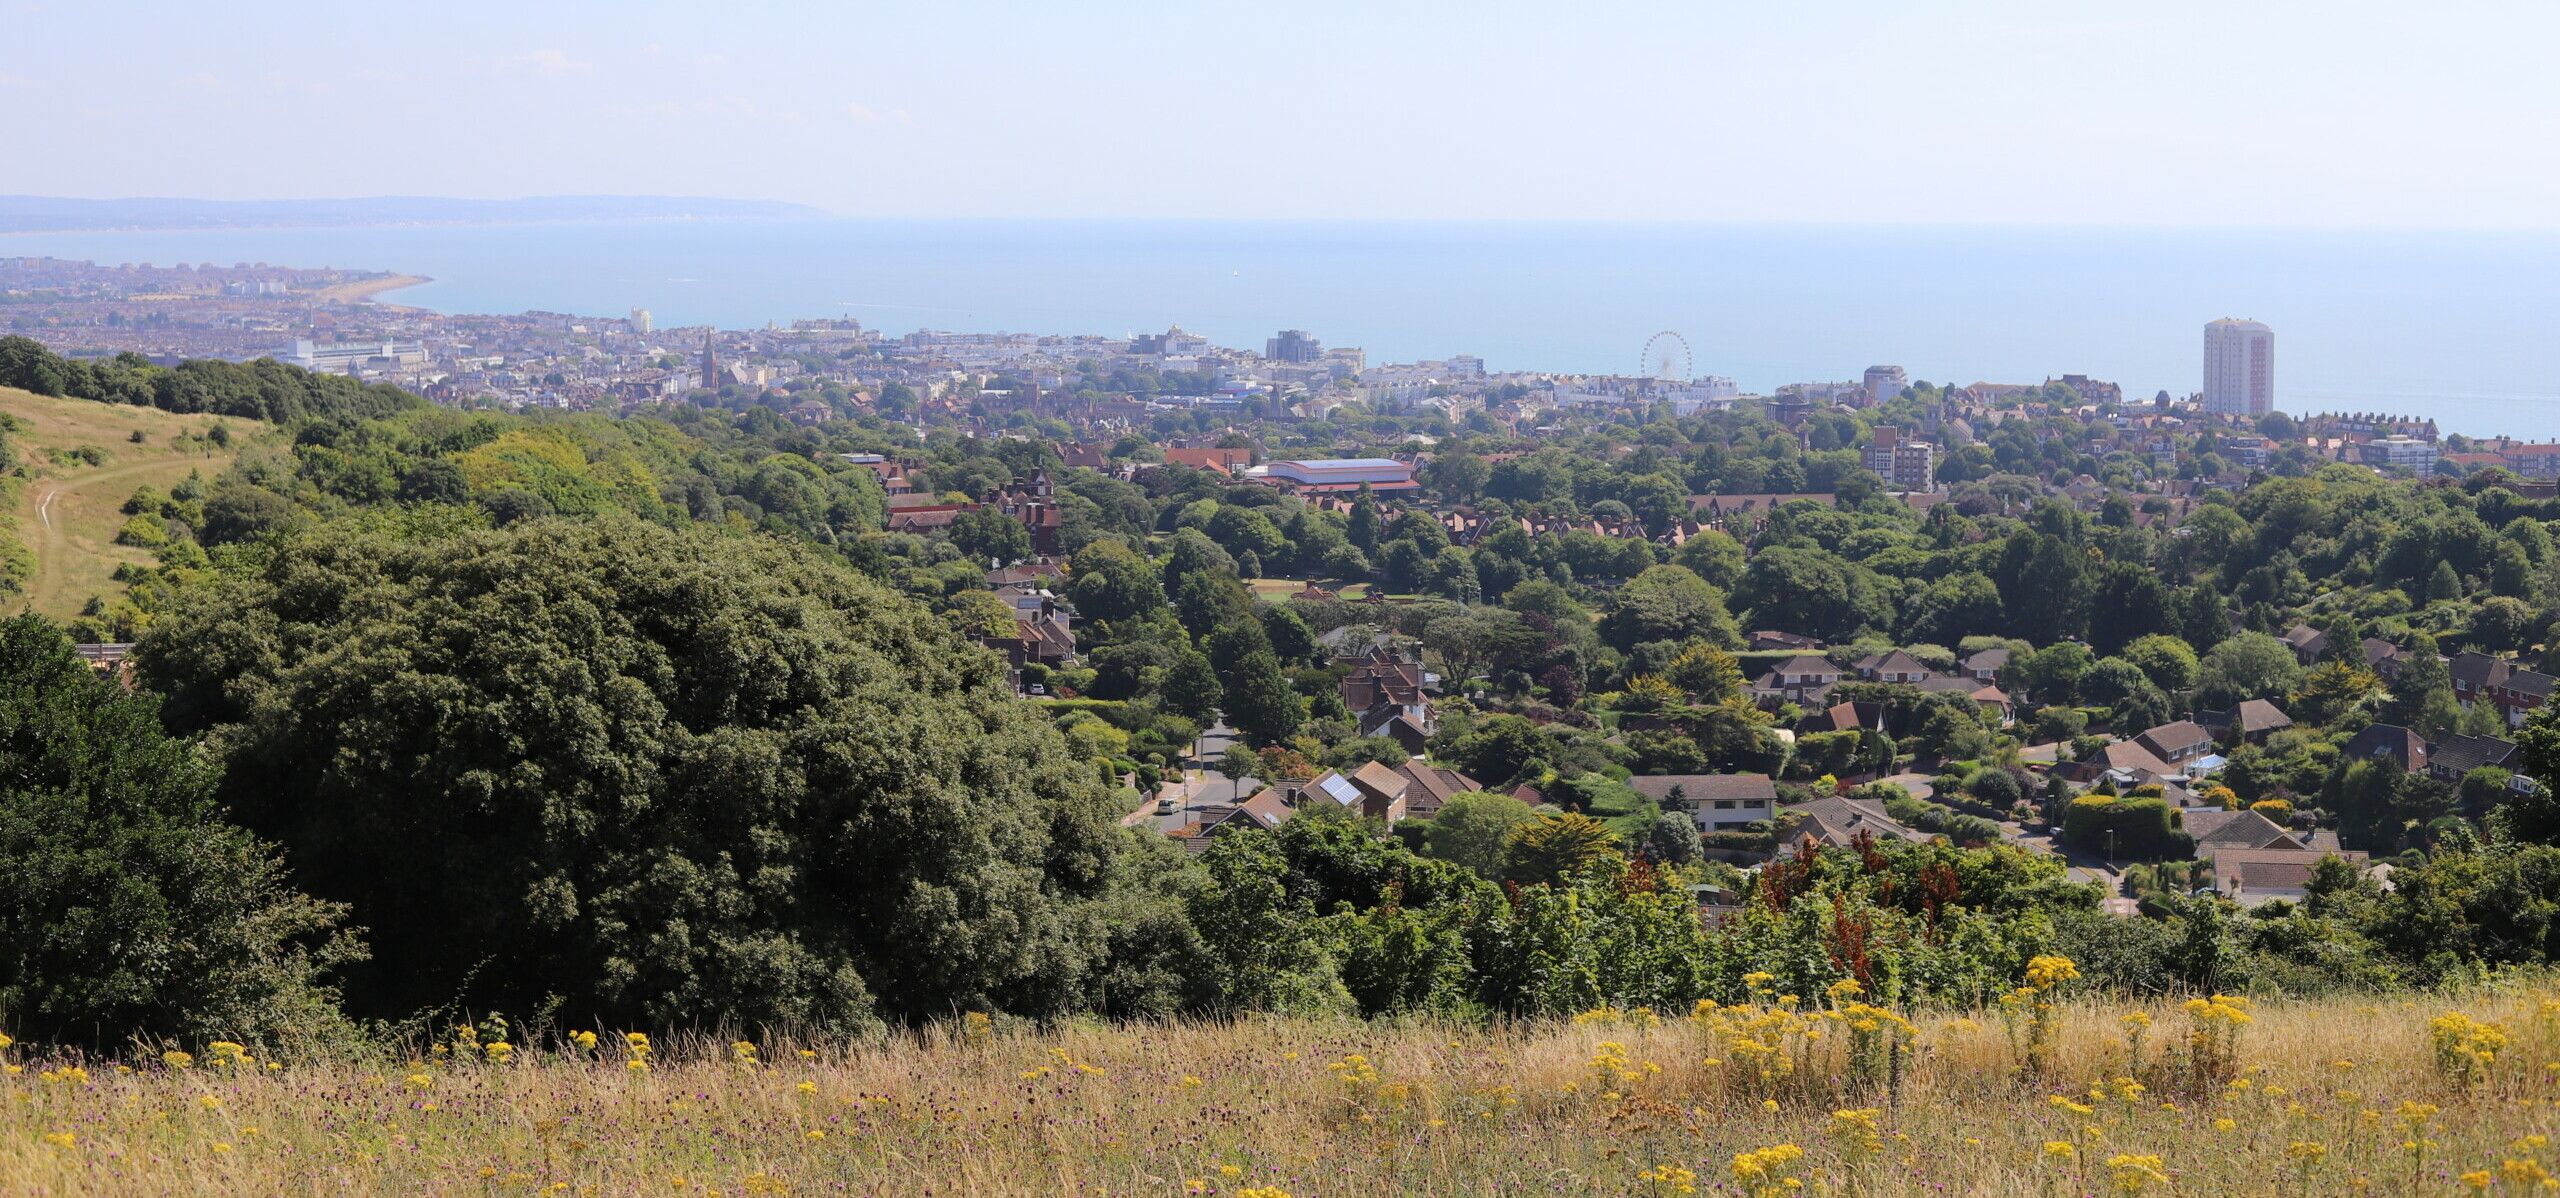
left=1641, top=331, right=1692, bottom=383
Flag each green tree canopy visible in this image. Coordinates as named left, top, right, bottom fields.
left=137, top=518, right=1174, bottom=1027
left=0, top=615, right=359, bottom=1047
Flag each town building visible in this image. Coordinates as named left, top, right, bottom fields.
left=2202, top=318, right=2274, bottom=418
left=1863, top=426, right=1937, bottom=491
left=1861, top=365, right=1907, bottom=406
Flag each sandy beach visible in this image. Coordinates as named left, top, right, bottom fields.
left=315, top=273, right=429, bottom=305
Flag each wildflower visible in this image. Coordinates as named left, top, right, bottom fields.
left=211, top=1142, right=232, bottom=1153
left=2502, top=1158, right=2555, bottom=1188
left=806, top=1130, right=826, bottom=1141
left=2106, top=1153, right=2168, bottom=1195
left=2431, top=1012, right=2509, bottom=1088
left=2215, top=1118, right=2237, bottom=1133
left=2023, top=955, right=2081, bottom=991
left=485, top=1041, right=514, bottom=1063
left=2463, top=1171, right=2496, bottom=1194
left=1220, top=1164, right=1244, bottom=1178
left=199, top=1094, right=222, bottom=1110
left=1184, top=1182, right=1208, bottom=1195
left=1235, top=1188, right=1293, bottom=1198
left=2289, top=1142, right=2328, bottom=1162
left=568, top=1031, right=597, bottom=1051
left=42, top=1132, right=75, bottom=1148
left=796, top=1082, right=817, bottom=1095
left=1731, top=1143, right=1806, bottom=1198
left=731, top=1040, right=760, bottom=1064
left=1181, top=1075, right=1203, bottom=1088
left=1826, top=1109, right=1883, bottom=1162
left=1638, top=1163, right=1701, bottom=1196
left=162, top=1051, right=194, bottom=1070
left=404, top=1073, right=433, bottom=1090
left=2043, top=1141, right=2077, bottom=1163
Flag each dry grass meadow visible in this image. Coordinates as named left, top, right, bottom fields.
left=0, top=385, right=250, bottom=616
left=9, top=969, right=2560, bottom=1197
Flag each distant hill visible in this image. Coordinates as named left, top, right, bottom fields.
left=0, top=195, right=831, bottom=234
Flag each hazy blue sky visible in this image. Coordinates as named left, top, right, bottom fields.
left=6, top=0, right=2552, bottom=225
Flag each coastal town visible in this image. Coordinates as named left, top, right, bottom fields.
left=7, top=250, right=2550, bottom=924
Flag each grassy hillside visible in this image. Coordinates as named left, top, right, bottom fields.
left=3, top=979, right=2557, bottom=1194
left=0, top=386, right=252, bottom=618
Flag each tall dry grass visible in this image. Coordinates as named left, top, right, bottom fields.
left=7, top=978, right=2560, bottom=1196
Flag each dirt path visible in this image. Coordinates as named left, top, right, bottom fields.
left=24, top=458, right=196, bottom=615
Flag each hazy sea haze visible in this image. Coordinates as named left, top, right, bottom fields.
left=11, top=219, right=2560, bottom=438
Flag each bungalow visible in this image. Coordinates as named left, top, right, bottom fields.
left=1961, top=647, right=2010, bottom=683
left=2197, top=699, right=2294, bottom=744
left=2182, top=808, right=2301, bottom=853
left=2210, top=848, right=2371, bottom=908
left=2054, top=740, right=2178, bottom=786
left=1782, top=794, right=1918, bottom=847
left=1627, top=773, right=1779, bottom=831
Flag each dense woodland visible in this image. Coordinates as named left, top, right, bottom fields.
left=11, top=335, right=2560, bottom=1049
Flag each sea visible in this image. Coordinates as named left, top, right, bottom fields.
left=11, top=219, right=2560, bottom=439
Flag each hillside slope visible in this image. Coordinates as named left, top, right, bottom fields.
left=0, top=387, right=252, bottom=618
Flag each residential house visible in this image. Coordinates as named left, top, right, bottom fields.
left=1961, top=647, right=2010, bottom=683
left=1626, top=774, right=1779, bottom=831
left=1753, top=655, right=1844, bottom=706
left=2134, top=720, right=2216, bottom=767
left=1852, top=649, right=1932, bottom=685
left=1799, top=700, right=1886, bottom=735
left=2196, top=699, right=2295, bottom=744
left=2055, top=740, right=2178, bottom=786
left=1750, top=630, right=1825, bottom=652
left=2210, top=848, right=2371, bottom=908
left=1918, top=674, right=2013, bottom=723
left=1300, top=761, right=1413, bottom=822
left=2181, top=808, right=2301, bottom=853
left=1392, top=760, right=1482, bottom=821
left=2426, top=733, right=2534, bottom=792
left=2280, top=624, right=2330, bottom=665
left=2340, top=723, right=2430, bottom=773
left=1781, top=794, right=1918, bottom=847
left=2361, top=638, right=2407, bottom=679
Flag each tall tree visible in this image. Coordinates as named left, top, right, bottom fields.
left=1221, top=649, right=1303, bottom=747
left=0, top=615, right=359, bottom=1046
left=1347, top=482, right=1381, bottom=551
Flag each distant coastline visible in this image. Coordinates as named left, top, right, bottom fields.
left=0, top=195, right=829, bottom=236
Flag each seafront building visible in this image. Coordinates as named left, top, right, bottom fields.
left=2203, top=318, right=2274, bottom=418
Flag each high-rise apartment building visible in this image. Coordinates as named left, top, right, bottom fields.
left=1266, top=329, right=1323, bottom=363
left=630, top=307, right=653, bottom=334
left=2203, top=319, right=2274, bottom=417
